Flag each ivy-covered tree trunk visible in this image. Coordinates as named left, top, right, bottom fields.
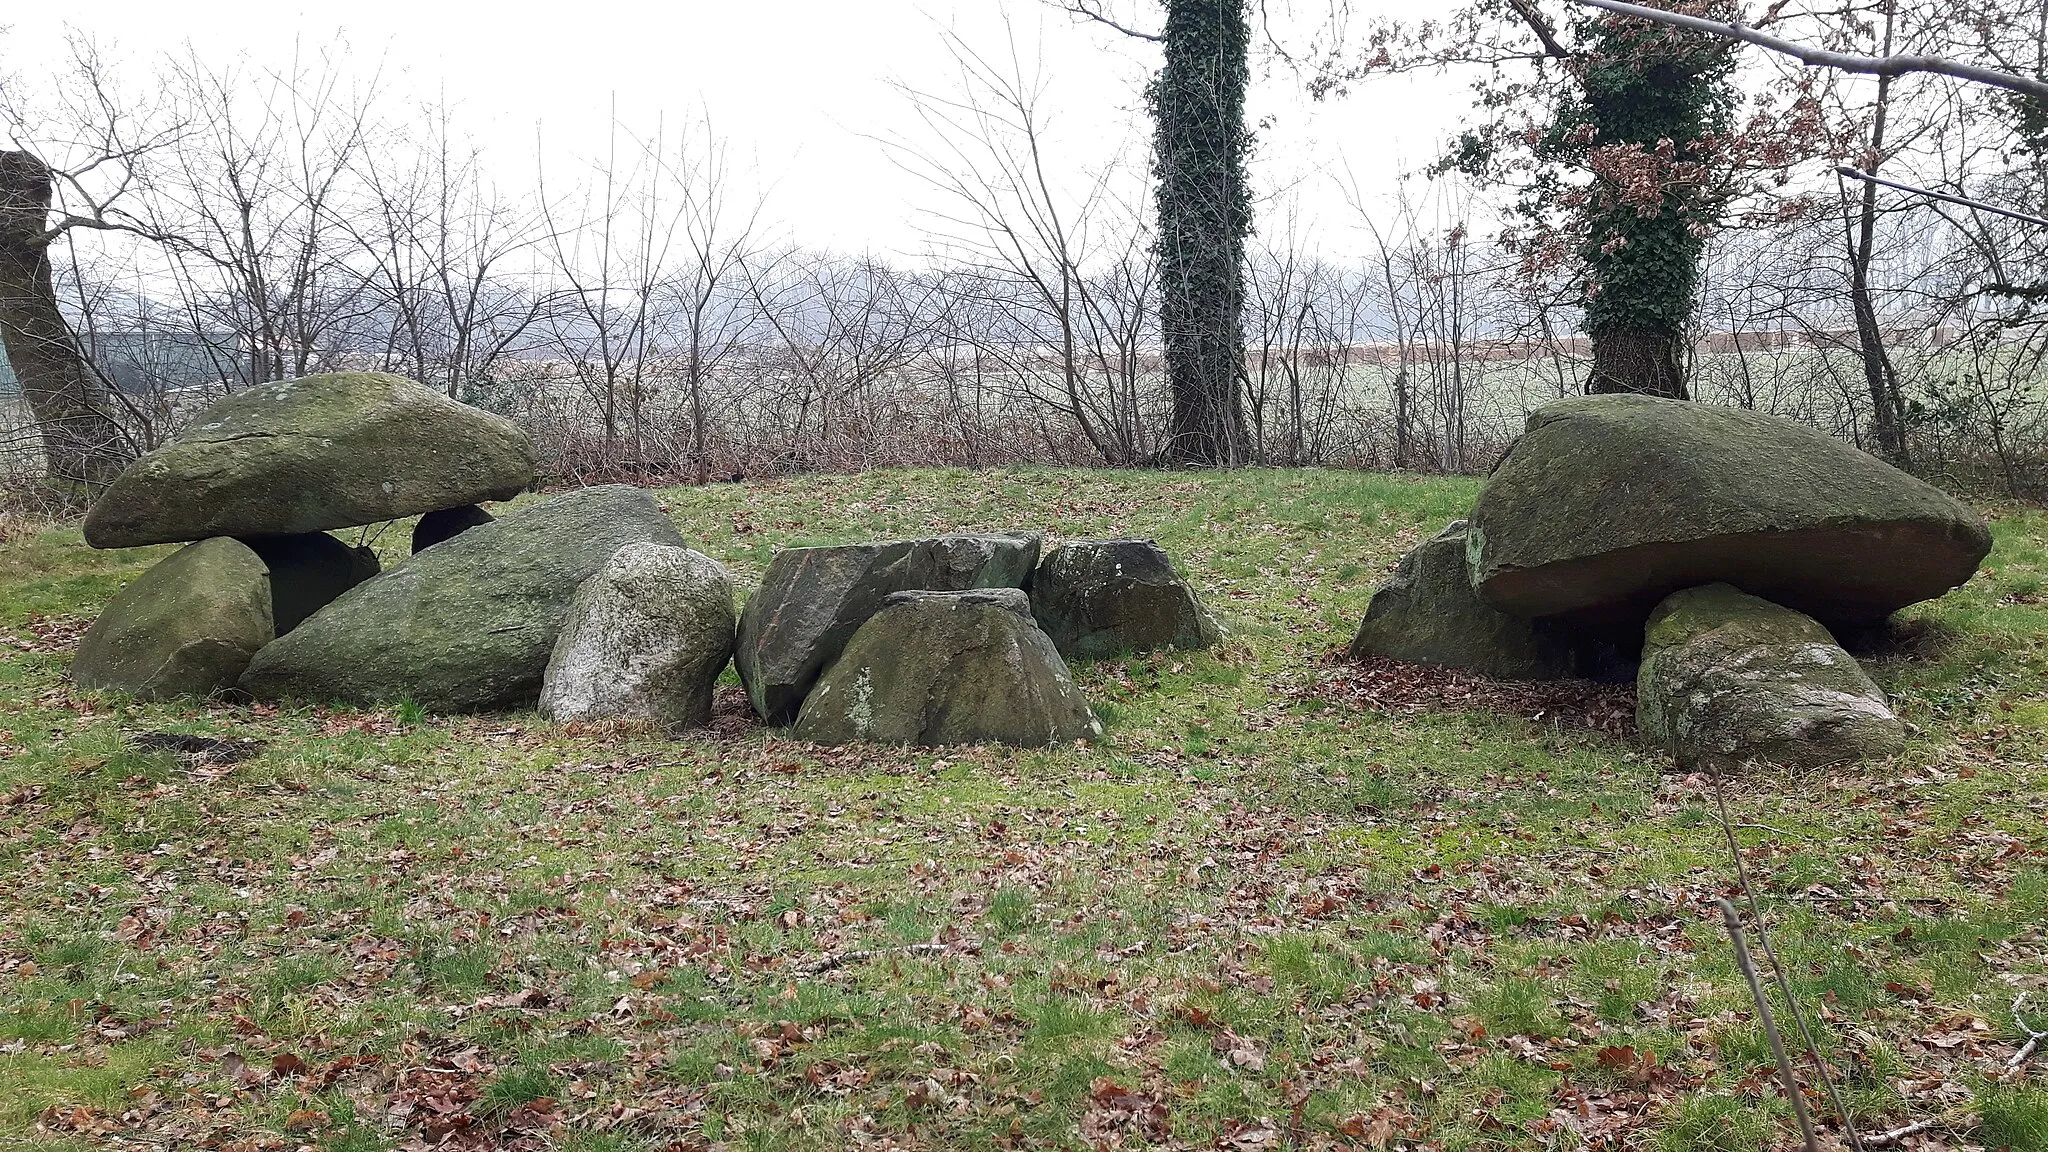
left=1574, top=14, right=1733, bottom=401
left=0, top=150, right=133, bottom=492
left=1151, top=0, right=1252, bottom=466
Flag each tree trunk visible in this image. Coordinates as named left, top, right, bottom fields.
left=1847, top=0, right=1910, bottom=465
left=1588, top=326, right=1690, bottom=399
left=0, top=150, right=134, bottom=492
left=1152, top=0, right=1252, bottom=467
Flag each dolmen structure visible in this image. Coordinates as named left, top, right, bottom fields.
left=68, top=372, right=1223, bottom=748
left=1350, top=394, right=1993, bottom=771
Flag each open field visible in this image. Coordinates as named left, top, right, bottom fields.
left=2, top=467, right=2046, bottom=1151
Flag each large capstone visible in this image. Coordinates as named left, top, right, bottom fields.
left=1029, top=538, right=1221, bottom=662
left=70, top=537, right=274, bottom=700
left=83, top=372, right=537, bottom=548
left=1468, top=395, right=1992, bottom=628
left=241, top=533, right=381, bottom=634
left=239, top=485, right=684, bottom=712
left=792, top=588, right=1101, bottom=748
left=1348, top=521, right=1633, bottom=681
left=735, top=533, right=1041, bottom=724
left=539, top=543, right=736, bottom=728
left=1637, top=583, right=1906, bottom=772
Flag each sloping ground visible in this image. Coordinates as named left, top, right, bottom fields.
left=0, top=468, right=2043, bottom=1152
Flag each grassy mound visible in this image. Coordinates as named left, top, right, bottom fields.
left=3, top=468, right=2044, bottom=1151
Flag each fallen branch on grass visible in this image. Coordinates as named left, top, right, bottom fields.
left=1863, top=1119, right=1938, bottom=1148
left=795, top=942, right=961, bottom=976
left=2010, top=993, right=2047, bottom=1071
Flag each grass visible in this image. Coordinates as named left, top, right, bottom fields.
left=1, top=465, right=2045, bottom=1151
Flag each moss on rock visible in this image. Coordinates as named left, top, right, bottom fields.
left=83, top=373, right=535, bottom=548
left=238, top=485, right=683, bottom=713
left=1637, top=583, right=1905, bottom=772
left=70, top=537, right=274, bottom=700
left=1470, top=395, right=1992, bottom=628
left=793, top=588, right=1101, bottom=748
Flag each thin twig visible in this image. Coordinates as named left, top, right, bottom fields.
left=795, top=942, right=956, bottom=976
left=1563, top=0, right=2048, bottom=101
left=1714, top=777, right=1864, bottom=1152
left=2009, top=992, right=2047, bottom=1071
left=1863, top=1119, right=1937, bottom=1147
left=1838, top=167, right=2048, bottom=229
left=1719, top=897, right=1823, bottom=1152
left=1734, top=821, right=1813, bottom=840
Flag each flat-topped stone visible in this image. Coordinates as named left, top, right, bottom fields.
left=1468, top=395, right=1992, bottom=628
left=83, top=372, right=536, bottom=548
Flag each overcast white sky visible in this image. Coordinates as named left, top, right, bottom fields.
left=4, top=1, right=1478, bottom=260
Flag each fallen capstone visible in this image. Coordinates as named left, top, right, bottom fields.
left=1348, top=520, right=1633, bottom=681
left=70, top=537, right=273, bottom=700
left=539, top=543, right=736, bottom=728
left=735, top=532, right=1042, bottom=724
left=239, top=485, right=684, bottom=713
left=793, top=588, right=1101, bottom=748
left=241, top=533, right=380, bottom=634
left=1029, top=538, right=1221, bottom=662
left=83, top=372, right=536, bottom=548
left=1637, top=583, right=1906, bottom=772
left=412, top=505, right=495, bottom=553
left=1468, top=395, right=1992, bottom=628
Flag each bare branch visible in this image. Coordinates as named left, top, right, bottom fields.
left=1837, top=165, right=2048, bottom=228
left=1059, top=1, right=1163, bottom=42
left=1565, top=0, right=2048, bottom=102
left=1505, top=0, right=1574, bottom=60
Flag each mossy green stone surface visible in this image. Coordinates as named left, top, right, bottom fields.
left=1029, top=538, right=1221, bottom=661
left=1348, top=521, right=1631, bottom=680
left=792, top=588, right=1101, bottom=747
left=1637, top=583, right=1905, bottom=772
left=69, top=536, right=273, bottom=700
left=82, top=372, right=536, bottom=548
left=735, top=534, right=1041, bottom=724
left=238, top=485, right=683, bottom=712
left=1469, top=395, right=1992, bottom=626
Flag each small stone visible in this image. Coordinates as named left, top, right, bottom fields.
left=1348, top=521, right=1632, bottom=680
left=239, top=485, right=684, bottom=712
left=735, top=533, right=1041, bottom=724
left=412, top=505, right=495, bottom=554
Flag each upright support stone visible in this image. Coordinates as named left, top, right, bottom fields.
left=1637, top=583, right=1905, bottom=772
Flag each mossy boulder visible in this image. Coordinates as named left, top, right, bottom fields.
left=70, top=537, right=273, bottom=700
left=239, top=485, right=684, bottom=712
left=540, top=543, right=736, bottom=728
left=793, top=589, right=1101, bottom=748
left=1348, top=521, right=1633, bottom=681
left=1468, top=395, right=1992, bottom=628
left=735, top=533, right=1042, bottom=724
left=412, top=505, right=495, bottom=553
left=1637, top=583, right=1905, bottom=772
left=83, top=372, right=536, bottom=548
left=241, top=533, right=380, bottom=634
left=1029, top=539, right=1221, bottom=661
